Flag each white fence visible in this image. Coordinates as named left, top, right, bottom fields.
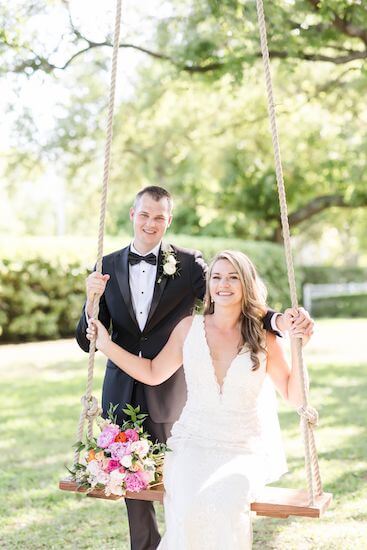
left=303, top=282, right=367, bottom=314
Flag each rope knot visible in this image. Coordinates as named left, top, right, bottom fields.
left=81, top=395, right=102, bottom=419
left=297, top=405, right=319, bottom=426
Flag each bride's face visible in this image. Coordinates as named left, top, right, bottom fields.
left=209, top=259, right=243, bottom=308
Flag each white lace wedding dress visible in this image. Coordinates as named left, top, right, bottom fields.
left=158, top=315, right=287, bottom=550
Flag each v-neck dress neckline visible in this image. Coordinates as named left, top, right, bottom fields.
left=201, top=315, right=240, bottom=397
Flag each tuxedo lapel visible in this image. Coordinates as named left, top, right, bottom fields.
left=145, top=242, right=172, bottom=330
left=114, top=247, right=140, bottom=331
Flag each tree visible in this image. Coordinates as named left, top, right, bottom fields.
left=1, top=1, right=366, bottom=75
left=1, top=0, right=367, bottom=249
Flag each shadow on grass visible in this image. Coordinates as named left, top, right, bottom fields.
left=1, top=357, right=366, bottom=549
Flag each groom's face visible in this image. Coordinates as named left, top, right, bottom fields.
left=130, top=193, right=172, bottom=252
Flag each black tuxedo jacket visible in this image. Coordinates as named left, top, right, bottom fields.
left=76, top=242, right=277, bottom=424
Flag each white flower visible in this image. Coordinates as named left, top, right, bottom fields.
left=86, top=459, right=102, bottom=476
left=167, top=254, right=177, bottom=265
left=163, top=263, right=176, bottom=276
left=105, top=469, right=126, bottom=497
left=121, top=454, right=133, bottom=468
left=110, top=468, right=126, bottom=483
left=131, top=439, right=150, bottom=458
left=96, top=471, right=110, bottom=485
left=143, top=467, right=156, bottom=483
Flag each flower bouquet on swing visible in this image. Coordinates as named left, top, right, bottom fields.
left=67, top=403, right=169, bottom=497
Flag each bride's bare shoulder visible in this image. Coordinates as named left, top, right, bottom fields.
left=177, top=314, right=196, bottom=330
left=173, top=315, right=196, bottom=340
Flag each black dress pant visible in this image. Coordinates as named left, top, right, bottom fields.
left=124, top=383, right=173, bottom=550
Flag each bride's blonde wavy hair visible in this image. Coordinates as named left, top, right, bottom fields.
left=203, top=250, right=268, bottom=371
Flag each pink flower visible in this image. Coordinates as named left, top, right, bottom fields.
left=124, top=470, right=149, bottom=492
left=109, top=441, right=132, bottom=462
left=106, top=459, right=121, bottom=473
left=97, top=425, right=120, bottom=449
left=125, top=429, right=139, bottom=442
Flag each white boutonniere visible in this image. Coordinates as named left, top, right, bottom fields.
left=157, top=250, right=180, bottom=284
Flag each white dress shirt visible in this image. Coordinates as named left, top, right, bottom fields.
left=129, top=241, right=160, bottom=331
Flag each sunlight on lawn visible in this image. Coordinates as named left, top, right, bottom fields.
left=0, top=319, right=366, bottom=549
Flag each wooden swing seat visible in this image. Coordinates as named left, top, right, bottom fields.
left=59, top=479, right=332, bottom=519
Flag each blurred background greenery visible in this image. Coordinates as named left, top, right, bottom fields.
left=1, top=0, right=367, bottom=342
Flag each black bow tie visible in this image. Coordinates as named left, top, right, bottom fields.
left=128, top=251, right=157, bottom=266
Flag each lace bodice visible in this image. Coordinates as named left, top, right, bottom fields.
left=169, top=315, right=287, bottom=478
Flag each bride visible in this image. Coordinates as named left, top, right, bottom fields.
left=87, top=250, right=308, bottom=549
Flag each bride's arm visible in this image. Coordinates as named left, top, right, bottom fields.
left=87, top=316, right=193, bottom=386
left=266, top=332, right=308, bottom=408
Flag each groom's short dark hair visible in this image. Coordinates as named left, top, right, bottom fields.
left=134, top=186, right=173, bottom=212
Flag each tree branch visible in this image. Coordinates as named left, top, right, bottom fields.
left=288, top=194, right=364, bottom=227
left=307, top=0, right=367, bottom=45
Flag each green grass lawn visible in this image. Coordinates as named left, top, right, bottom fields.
left=1, top=320, right=366, bottom=549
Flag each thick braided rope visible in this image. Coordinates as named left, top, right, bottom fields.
left=255, top=0, right=322, bottom=503
left=73, top=0, right=122, bottom=466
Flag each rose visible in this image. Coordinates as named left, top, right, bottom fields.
left=167, top=254, right=177, bottom=265
left=163, top=263, right=176, bottom=276
left=114, top=431, right=127, bottom=443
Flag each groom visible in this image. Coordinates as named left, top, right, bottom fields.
left=76, top=185, right=313, bottom=550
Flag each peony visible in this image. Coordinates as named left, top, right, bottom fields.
left=97, top=424, right=120, bottom=449
left=131, top=439, right=150, bottom=458
left=125, top=429, right=139, bottom=442
left=109, top=441, right=132, bottom=462
left=124, top=470, right=149, bottom=492
left=106, top=459, right=121, bottom=473
left=163, top=263, right=176, bottom=276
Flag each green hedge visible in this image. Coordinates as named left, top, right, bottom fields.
left=0, top=238, right=292, bottom=342
left=3, top=237, right=365, bottom=342
left=301, top=265, right=367, bottom=285
left=300, top=265, right=367, bottom=318
left=0, top=259, right=87, bottom=342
